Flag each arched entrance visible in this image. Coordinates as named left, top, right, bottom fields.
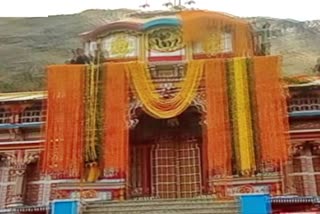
left=129, top=107, right=204, bottom=198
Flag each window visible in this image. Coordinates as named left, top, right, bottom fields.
left=315, top=175, right=320, bottom=195
left=293, top=175, right=304, bottom=196
left=0, top=108, right=11, bottom=124
left=313, top=156, right=320, bottom=172
left=292, top=158, right=302, bottom=173
left=288, top=94, right=320, bottom=112
left=19, top=105, right=45, bottom=123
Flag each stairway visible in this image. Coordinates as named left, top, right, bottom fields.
left=82, top=197, right=240, bottom=214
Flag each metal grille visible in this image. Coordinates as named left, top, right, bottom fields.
left=293, top=175, right=304, bottom=195
left=0, top=109, right=11, bottom=124
left=19, top=106, right=45, bottom=123
left=288, top=94, right=320, bottom=112
left=151, top=137, right=202, bottom=198
left=178, top=142, right=202, bottom=198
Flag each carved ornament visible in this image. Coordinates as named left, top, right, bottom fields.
left=110, top=33, right=133, bottom=57
left=201, top=31, right=222, bottom=55
left=148, top=27, right=184, bottom=52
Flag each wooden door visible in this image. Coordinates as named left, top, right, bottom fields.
left=151, top=137, right=202, bottom=198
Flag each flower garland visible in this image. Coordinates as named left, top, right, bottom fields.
left=103, top=63, right=129, bottom=178
left=84, top=64, right=104, bottom=182
left=205, top=59, right=232, bottom=176
left=127, top=60, right=204, bottom=119
left=228, top=58, right=255, bottom=173
left=43, top=65, right=85, bottom=178
left=253, top=56, right=289, bottom=163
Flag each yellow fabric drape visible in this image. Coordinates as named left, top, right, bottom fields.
left=127, top=60, right=204, bottom=119
left=232, top=58, right=255, bottom=172
left=178, top=10, right=254, bottom=57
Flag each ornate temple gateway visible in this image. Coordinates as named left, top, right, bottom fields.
left=0, top=8, right=320, bottom=214
left=43, top=9, right=289, bottom=199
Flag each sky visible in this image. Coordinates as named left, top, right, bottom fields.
left=0, top=0, right=318, bottom=21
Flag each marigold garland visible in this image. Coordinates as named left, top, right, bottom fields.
left=84, top=64, right=104, bottom=182
left=42, top=65, right=85, bottom=178
left=103, top=63, right=129, bottom=178
left=127, top=60, right=204, bottom=119
left=253, top=56, right=289, bottom=163
left=229, top=58, right=255, bottom=173
left=205, top=59, right=232, bottom=176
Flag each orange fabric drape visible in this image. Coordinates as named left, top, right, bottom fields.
left=253, top=56, right=289, bottom=162
left=178, top=10, right=254, bottom=57
left=42, top=65, right=85, bottom=178
left=205, top=59, right=232, bottom=176
left=103, top=63, right=129, bottom=178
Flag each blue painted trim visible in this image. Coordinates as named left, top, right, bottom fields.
left=0, top=122, right=44, bottom=129
left=0, top=124, right=16, bottom=129
left=240, top=194, right=271, bottom=214
left=19, top=122, right=44, bottom=128
left=52, top=200, right=79, bottom=214
left=289, top=110, right=320, bottom=117
left=143, top=18, right=181, bottom=30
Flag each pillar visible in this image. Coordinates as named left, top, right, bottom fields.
left=301, top=145, right=317, bottom=196
left=2, top=151, right=39, bottom=207
left=7, top=166, right=26, bottom=207
left=283, top=159, right=296, bottom=194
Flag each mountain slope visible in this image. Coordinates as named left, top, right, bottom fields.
left=0, top=9, right=319, bottom=92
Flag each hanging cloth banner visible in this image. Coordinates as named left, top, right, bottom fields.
left=228, top=58, right=255, bottom=173
left=204, top=59, right=232, bottom=176
left=178, top=10, right=254, bottom=57
left=127, top=60, right=204, bottom=119
left=103, top=63, right=129, bottom=178
left=253, top=56, right=289, bottom=163
left=42, top=65, right=85, bottom=178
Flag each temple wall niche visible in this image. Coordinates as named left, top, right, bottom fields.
left=146, top=27, right=185, bottom=60
left=101, top=32, right=140, bottom=59
left=192, top=32, right=233, bottom=56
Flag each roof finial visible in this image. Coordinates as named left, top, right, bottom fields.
left=139, top=0, right=150, bottom=9
left=163, top=0, right=196, bottom=10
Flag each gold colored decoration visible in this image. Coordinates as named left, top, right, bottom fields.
left=201, top=31, right=222, bottom=55
left=127, top=60, right=203, bottom=119
left=110, top=33, right=133, bottom=57
left=148, top=27, right=184, bottom=52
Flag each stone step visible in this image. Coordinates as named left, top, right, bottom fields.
left=85, top=200, right=237, bottom=209
left=85, top=204, right=239, bottom=211
left=83, top=198, right=240, bottom=214
left=89, top=197, right=220, bottom=204
left=84, top=207, right=239, bottom=214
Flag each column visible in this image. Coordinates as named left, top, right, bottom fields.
left=0, top=165, right=10, bottom=208
left=3, top=151, right=39, bottom=207
left=7, top=165, right=26, bottom=207
left=301, top=145, right=317, bottom=196
left=283, top=159, right=296, bottom=194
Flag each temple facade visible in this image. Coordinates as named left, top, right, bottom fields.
left=0, top=10, right=319, bottom=213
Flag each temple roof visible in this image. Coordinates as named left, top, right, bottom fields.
left=0, top=91, right=46, bottom=102
left=79, top=10, right=247, bottom=40
left=285, top=75, right=320, bottom=88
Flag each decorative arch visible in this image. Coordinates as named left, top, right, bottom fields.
left=143, top=18, right=180, bottom=30
left=80, top=22, right=142, bottom=40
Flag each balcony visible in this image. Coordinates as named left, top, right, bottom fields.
left=288, top=94, right=320, bottom=118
